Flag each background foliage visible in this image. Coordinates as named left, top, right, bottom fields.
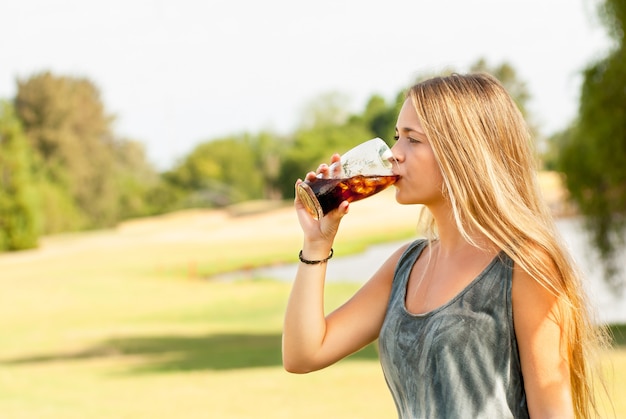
left=0, top=60, right=543, bottom=251
left=0, top=101, right=39, bottom=250
left=11, top=72, right=160, bottom=236
left=555, top=0, right=626, bottom=284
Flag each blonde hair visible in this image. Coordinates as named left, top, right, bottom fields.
left=408, top=73, right=609, bottom=418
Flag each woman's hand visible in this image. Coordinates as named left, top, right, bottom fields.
left=294, top=153, right=348, bottom=251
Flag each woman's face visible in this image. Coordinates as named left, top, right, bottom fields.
left=391, top=98, right=445, bottom=207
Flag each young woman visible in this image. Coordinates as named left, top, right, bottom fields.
left=282, top=73, right=608, bottom=418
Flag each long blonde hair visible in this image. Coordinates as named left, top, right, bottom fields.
left=408, top=73, right=609, bottom=418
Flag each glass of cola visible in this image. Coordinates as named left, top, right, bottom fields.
left=296, top=137, right=399, bottom=220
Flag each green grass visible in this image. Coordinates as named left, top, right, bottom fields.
left=0, top=275, right=394, bottom=418
left=0, top=203, right=623, bottom=418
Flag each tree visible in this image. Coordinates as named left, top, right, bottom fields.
left=164, top=135, right=268, bottom=207
left=556, top=0, right=626, bottom=287
left=0, top=101, right=39, bottom=250
left=15, top=72, right=118, bottom=231
left=14, top=71, right=159, bottom=231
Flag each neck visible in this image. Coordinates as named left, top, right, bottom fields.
left=427, top=203, right=496, bottom=258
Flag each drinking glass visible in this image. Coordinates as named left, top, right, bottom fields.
left=296, top=137, right=398, bottom=220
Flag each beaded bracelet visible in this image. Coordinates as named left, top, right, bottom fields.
left=298, top=248, right=334, bottom=265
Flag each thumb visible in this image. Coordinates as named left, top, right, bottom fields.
left=338, top=200, right=350, bottom=216
left=327, top=200, right=349, bottom=220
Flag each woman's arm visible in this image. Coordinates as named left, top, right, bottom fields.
left=282, top=166, right=405, bottom=373
left=282, top=242, right=404, bottom=373
left=512, top=263, right=574, bottom=418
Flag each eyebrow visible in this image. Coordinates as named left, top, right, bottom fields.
left=396, top=126, right=426, bottom=136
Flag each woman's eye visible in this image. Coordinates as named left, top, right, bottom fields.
left=394, top=135, right=422, bottom=144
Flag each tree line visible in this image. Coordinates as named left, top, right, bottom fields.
left=0, top=59, right=533, bottom=251
left=551, top=0, right=625, bottom=286
left=0, top=0, right=624, bottom=286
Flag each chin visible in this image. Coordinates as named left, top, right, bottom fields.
left=394, top=189, right=410, bottom=205
left=394, top=190, right=423, bottom=206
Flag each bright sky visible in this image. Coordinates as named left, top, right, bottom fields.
left=0, top=0, right=612, bottom=170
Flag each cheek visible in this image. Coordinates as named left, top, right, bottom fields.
left=428, top=149, right=445, bottom=179
left=418, top=151, right=442, bottom=180
left=429, top=163, right=444, bottom=185
left=415, top=153, right=445, bottom=197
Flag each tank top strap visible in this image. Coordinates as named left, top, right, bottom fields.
left=392, top=239, right=428, bottom=286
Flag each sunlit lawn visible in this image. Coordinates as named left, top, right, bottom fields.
left=0, top=272, right=397, bottom=418
left=0, top=197, right=624, bottom=418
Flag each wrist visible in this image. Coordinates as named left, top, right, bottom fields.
left=300, top=241, right=333, bottom=261
left=299, top=248, right=333, bottom=265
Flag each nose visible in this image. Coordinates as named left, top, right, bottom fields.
left=390, top=142, right=403, bottom=164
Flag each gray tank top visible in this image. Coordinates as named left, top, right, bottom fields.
left=379, top=240, right=529, bottom=418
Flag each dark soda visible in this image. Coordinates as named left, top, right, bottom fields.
left=298, top=174, right=399, bottom=219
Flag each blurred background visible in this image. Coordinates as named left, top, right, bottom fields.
left=0, top=0, right=625, bottom=417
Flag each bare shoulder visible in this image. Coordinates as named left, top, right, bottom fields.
left=511, top=251, right=560, bottom=319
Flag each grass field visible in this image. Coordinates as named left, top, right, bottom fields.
left=1, top=188, right=624, bottom=418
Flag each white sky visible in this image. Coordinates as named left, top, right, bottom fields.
left=0, top=0, right=612, bottom=170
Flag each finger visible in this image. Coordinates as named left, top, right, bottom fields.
left=327, top=200, right=349, bottom=221
left=318, top=164, right=329, bottom=179
left=337, top=200, right=349, bottom=216
left=330, top=154, right=341, bottom=177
